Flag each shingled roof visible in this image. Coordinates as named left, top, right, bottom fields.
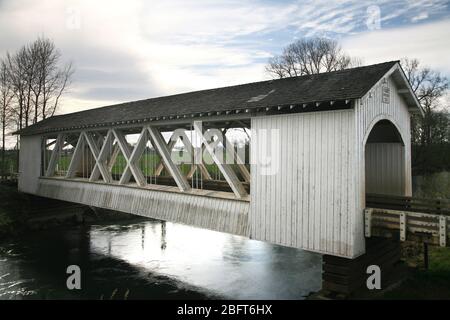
left=18, top=61, right=404, bottom=136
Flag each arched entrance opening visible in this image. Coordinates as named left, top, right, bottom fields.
left=365, top=119, right=406, bottom=196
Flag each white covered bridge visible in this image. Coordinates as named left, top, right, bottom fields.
left=17, top=61, right=425, bottom=272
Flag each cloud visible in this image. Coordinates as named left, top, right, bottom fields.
left=341, top=19, right=450, bottom=75
left=0, top=0, right=448, bottom=119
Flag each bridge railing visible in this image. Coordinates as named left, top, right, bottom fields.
left=366, top=193, right=450, bottom=215
left=365, top=193, right=450, bottom=247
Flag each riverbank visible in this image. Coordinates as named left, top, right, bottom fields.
left=0, top=184, right=30, bottom=239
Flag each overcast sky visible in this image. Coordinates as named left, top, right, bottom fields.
left=0, top=0, right=449, bottom=116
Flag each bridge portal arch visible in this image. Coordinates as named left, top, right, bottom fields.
left=364, top=118, right=407, bottom=196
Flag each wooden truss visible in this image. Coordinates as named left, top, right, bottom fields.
left=44, top=125, right=249, bottom=198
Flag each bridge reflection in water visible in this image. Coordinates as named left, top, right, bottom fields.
left=89, top=219, right=322, bottom=299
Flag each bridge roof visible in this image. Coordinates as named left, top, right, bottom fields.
left=18, top=61, right=408, bottom=136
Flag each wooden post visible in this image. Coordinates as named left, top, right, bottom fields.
left=439, top=216, right=447, bottom=247
left=364, top=208, right=372, bottom=237
left=399, top=212, right=406, bottom=242
left=423, top=242, right=429, bottom=270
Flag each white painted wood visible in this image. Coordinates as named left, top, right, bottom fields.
left=400, top=212, right=406, bottom=241
left=364, top=209, right=372, bottom=237
left=147, top=126, right=191, bottom=192
left=354, top=75, right=413, bottom=255
left=111, top=128, right=146, bottom=186
left=118, top=128, right=147, bottom=186
left=194, top=122, right=247, bottom=198
left=154, top=139, right=177, bottom=176
left=178, top=131, right=212, bottom=180
left=36, top=178, right=250, bottom=236
left=440, top=216, right=447, bottom=247
left=66, top=134, right=85, bottom=178
left=186, top=145, right=212, bottom=180
left=107, top=143, right=120, bottom=171
left=45, top=134, right=64, bottom=177
left=83, top=131, right=112, bottom=183
left=156, top=130, right=212, bottom=180
left=18, top=135, right=42, bottom=194
left=250, top=110, right=357, bottom=258
left=90, top=130, right=114, bottom=182
left=236, top=163, right=250, bottom=183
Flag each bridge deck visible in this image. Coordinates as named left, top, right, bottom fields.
left=365, top=194, right=450, bottom=247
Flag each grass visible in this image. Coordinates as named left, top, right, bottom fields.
left=0, top=150, right=18, bottom=175
left=51, top=152, right=227, bottom=179
left=413, top=171, right=450, bottom=199
left=381, top=246, right=450, bottom=299
left=0, top=184, right=30, bottom=238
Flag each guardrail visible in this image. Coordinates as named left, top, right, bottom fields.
left=0, top=172, right=19, bottom=183
left=365, top=194, right=450, bottom=247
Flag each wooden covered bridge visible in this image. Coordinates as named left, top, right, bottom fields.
left=16, top=61, right=449, bottom=293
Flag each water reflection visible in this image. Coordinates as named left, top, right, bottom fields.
left=0, top=218, right=322, bottom=300
left=89, top=219, right=322, bottom=299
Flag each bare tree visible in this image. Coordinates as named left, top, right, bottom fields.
left=402, top=58, right=449, bottom=174
left=402, top=58, right=449, bottom=145
left=31, top=38, right=74, bottom=121
left=5, top=50, right=26, bottom=132
left=0, top=60, right=14, bottom=173
left=5, top=37, right=74, bottom=129
left=2, top=37, right=74, bottom=170
left=266, top=37, right=361, bottom=78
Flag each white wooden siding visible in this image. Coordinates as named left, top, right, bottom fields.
left=18, top=135, right=42, bottom=194
left=250, top=110, right=357, bottom=258
left=354, top=75, right=412, bottom=255
left=36, top=178, right=250, bottom=236
left=365, top=143, right=405, bottom=195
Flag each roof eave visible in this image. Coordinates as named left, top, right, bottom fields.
left=392, top=63, right=424, bottom=117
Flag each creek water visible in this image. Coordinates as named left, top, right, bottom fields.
left=0, top=218, right=322, bottom=300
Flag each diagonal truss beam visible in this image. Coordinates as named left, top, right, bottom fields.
left=235, top=151, right=250, bottom=183
left=194, top=122, right=247, bottom=198
left=120, top=128, right=147, bottom=186
left=45, top=134, right=64, bottom=177
left=107, top=143, right=120, bottom=172
left=66, top=133, right=85, bottom=178
left=154, top=131, right=212, bottom=180
left=83, top=131, right=112, bottom=183
left=112, top=128, right=147, bottom=187
left=52, top=125, right=247, bottom=198
left=147, top=126, right=191, bottom=192
left=89, top=130, right=114, bottom=183
left=154, top=139, right=177, bottom=176
left=181, top=133, right=212, bottom=180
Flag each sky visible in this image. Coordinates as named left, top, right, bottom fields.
left=0, top=0, right=449, bottom=117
